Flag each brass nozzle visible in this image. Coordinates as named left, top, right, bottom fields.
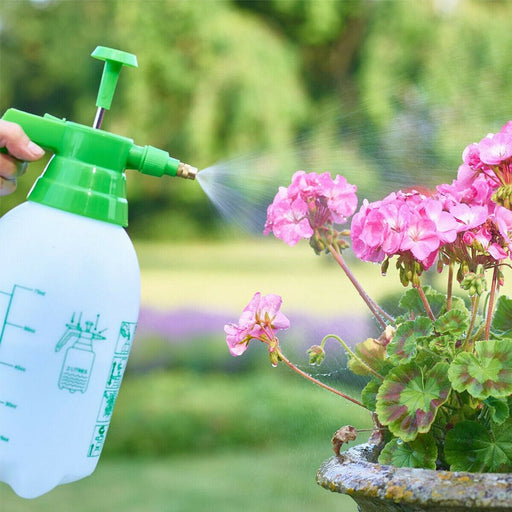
left=176, top=162, right=198, bottom=180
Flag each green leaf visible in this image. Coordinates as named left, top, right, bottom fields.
left=376, top=362, right=451, bottom=442
left=378, top=433, right=437, bottom=469
left=445, top=420, right=512, bottom=472
left=485, top=396, right=510, bottom=425
left=448, top=339, right=512, bottom=399
left=434, top=307, right=470, bottom=335
left=361, top=378, right=381, bottom=412
left=398, top=286, right=447, bottom=318
left=348, top=337, right=387, bottom=376
left=387, top=317, right=433, bottom=364
left=491, top=296, right=512, bottom=337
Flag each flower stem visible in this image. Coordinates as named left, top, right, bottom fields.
left=446, top=262, right=454, bottom=312
left=321, top=334, right=384, bottom=380
left=484, top=266, right=499, bottom=340
left=277, top=348, right=367, bottom=409
left=414, top=282, right=435, bottom=321
left=465, top=294, right=479, bottom=349
left=327, top=244, right=393, bottom=328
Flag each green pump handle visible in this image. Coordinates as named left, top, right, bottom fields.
left=0, top=47, right=197, bottom=227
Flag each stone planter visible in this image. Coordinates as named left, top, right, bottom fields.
left=316, top=443, right=512, bottom=512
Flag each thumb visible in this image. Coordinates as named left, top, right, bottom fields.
left=0, top=120, right=45, bottom=161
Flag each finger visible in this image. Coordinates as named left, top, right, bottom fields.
left=0, top=176, right=17, bottom=197
left=0, top=153, right=28, bottom=179
left=0, top=120, right=45, bottom=161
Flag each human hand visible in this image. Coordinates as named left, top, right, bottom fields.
left=0, top=119, right=45, bottom=196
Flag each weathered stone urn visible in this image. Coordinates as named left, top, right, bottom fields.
left=316, top=443, right=512, bottom=512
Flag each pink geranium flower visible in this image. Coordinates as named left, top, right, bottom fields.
left=400, top=216, right=440, bottom=265
left=264, top=171, right=358, bottom=247
left=224, top=292, right=290, bottom=357
left=478, top=131, right=512, bottom=166
left=449, top=203, right=488, bottom=231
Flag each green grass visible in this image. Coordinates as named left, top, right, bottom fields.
left=0, top=449, right=358, bottom=512
left=104, top=370, right=372, bottom=456
left=135, top=238, right=403, bottom=315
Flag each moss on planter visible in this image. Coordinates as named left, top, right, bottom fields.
left=317, top=443, right=512, bottom=512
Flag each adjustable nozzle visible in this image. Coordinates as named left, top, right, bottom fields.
left=176, top=162, right=198, bottom=180
left=127, top=144, right=197, bottom=180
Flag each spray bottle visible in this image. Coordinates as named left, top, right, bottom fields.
left=0, top=46, right=197, bottom=499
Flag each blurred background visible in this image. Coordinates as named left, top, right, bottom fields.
left=1, top=0, right=512, bottom=510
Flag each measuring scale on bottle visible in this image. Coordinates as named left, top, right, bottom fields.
left=0, top=285, right=45, bottom=445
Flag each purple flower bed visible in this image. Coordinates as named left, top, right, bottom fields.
left=136, top=306, right=373, bottom=350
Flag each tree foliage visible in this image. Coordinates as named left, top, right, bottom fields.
left=1, top=0, right=512, bottom=238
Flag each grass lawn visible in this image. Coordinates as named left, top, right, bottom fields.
left=135, top=237, right=403, bottom=315
left=0, top=448, right=358, bottom=512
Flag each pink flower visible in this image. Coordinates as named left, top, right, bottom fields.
left=351, top=190, right=443, bottom=268
left=264, top=188, right=313, bottom=245
left=264, top=171, right=357, bottom=246
left=350, top=199, right=386, bottom=262
left=224, top=292, right=290, bottom=357
left=495, top=206, right=512, bottom=250
left=400, top=216, right=441, bottom=265
left=379, top=202, right=409, bottom=255
left=449, top=203, right=488, bottom=232
left=324, top=174, right=358, bottom=223
left=419, top=198, right=458, bottom=244
left=478, top=131, right=512, bottom=166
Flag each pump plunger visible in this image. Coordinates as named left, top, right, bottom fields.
left=91, top=47, right=138, bottom=129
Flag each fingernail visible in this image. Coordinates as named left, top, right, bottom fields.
left=27, top=141, right=45, bottom=158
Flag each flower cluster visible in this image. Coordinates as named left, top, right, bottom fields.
left=351, top=121, right=512, bottom=286
left=225, top=119, right=512, bottom=473
left=263, top=170, right=357, bottom=250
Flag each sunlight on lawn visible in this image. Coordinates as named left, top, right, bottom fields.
left=136, top=238, right=402, bottom=315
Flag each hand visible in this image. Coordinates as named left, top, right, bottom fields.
left=0, top=120, right=45, bottom=196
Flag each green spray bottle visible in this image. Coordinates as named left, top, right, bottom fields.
left=0, top=47, right=197, bottom=499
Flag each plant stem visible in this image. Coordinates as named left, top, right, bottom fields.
left=277, top=348, right=367, bottom=409
left=321, top=334, right=384, bottom=381
left=327, top=244, right=393, bottom=328
left=484, top=266, right=499, bottom=340
left=465, top=294, right=479, bottom=349
left=414, top=282, right=436, bottom=321
left=446, top=262, right=454, bottom=312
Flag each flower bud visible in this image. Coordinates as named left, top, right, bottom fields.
left=307, top=344, right=325, bottom=365
left=498, top=269, right=505, bottom=287
left=269, top=348, right=280, bottom=367
left=309, top=234, right=325, bottom=255
left=380, top=258, right=390, bottom=276
left=492, top=184, right=512, bottom=210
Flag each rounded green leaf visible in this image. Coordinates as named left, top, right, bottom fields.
left=376, top=362, right=451, bottom=442
left=445, top=420, right=512, bottom=472
left=434, top=308, right=470, bottom=335
left=448, top=339, right=512, bottom=399
left=387, top=317, right=433, bottom=365
left=378, top=434, right=437, bottom=469
left=491, top=296, right=512, bottom=336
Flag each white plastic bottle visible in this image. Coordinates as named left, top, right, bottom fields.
left=0, top=201, right=140, bottom=498
left=0, top=46, right=197, bottom=498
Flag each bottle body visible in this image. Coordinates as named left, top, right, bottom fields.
left=0, top=201, right=140, bottom=498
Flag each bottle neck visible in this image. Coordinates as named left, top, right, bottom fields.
left=27, top=122, right=132, bottom=226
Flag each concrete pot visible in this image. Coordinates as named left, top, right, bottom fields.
left=316, top=443, right=512, bottom=512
